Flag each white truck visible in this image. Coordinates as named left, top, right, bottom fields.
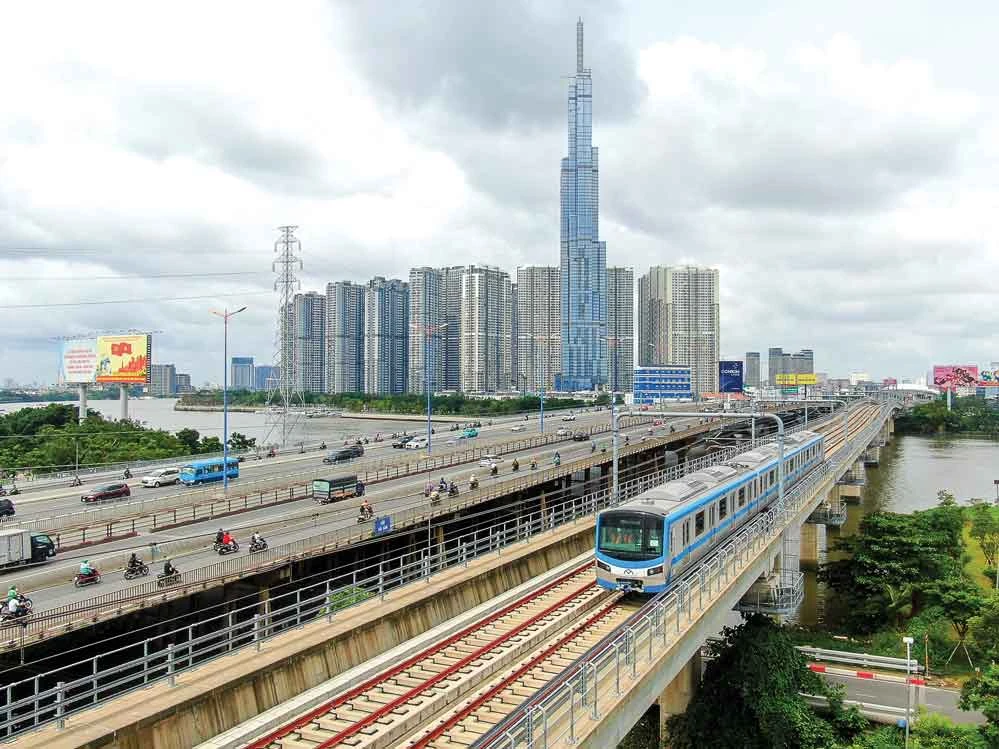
left=0, top=528, right=57, bottom=567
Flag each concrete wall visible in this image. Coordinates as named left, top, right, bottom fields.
left=19, top=523, right=597, bottom=749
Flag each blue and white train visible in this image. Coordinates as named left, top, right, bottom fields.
left=595, top=430, right=825, bottom=593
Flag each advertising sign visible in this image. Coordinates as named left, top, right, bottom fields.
left=883, top=378, right=898, bottom=387
left=60, top=339, right=99, bottom=384
left=718, top=361, right=744, bottom=393
left=61, top=334, right=151, bottom=385
left=775, top=373, right=817, bottom=386
left=933, top=365, right=979, bottom=392
left=979, top=369, right=999, bottom=387
left=95, top=335, right=151, bottom=384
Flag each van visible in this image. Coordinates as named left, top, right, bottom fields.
left=141, top=467, right=181, bottom=488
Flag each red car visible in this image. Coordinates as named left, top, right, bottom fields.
left=81, top=482, right=131, bottom=503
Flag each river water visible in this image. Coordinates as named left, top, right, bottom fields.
left=797, top=434, right=999, bottom=626
left=0, top=398, right=424, bottom=446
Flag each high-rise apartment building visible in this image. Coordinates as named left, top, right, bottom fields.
left=558, top=19, right=607, bottom=391
left=175, top=372, right=193, bottom=394
left=440, top=265, right=464, bottom=391
left=638, top=265, right=719, bottom=395
left=149, top=364, right=177, bottom=397
left=510, top=282, right=518, bottom=391
left=792, top=349, right=814, bottom=375
left=230, top=357, right=254, bottom=390
left=364, top=277, right=409, bottom=395
left=768, top=346, right=814, bottom=383
left=607, top=266, right=634, bottom=393
left=254, top=365, right=279, bottom=392
left=293, top=291, right=326, bottom=393
left=745, top=352, right=761, bottom=389
left=767, top=347, right=784, bottom=385
left=325, top=281, right=365, bottom=394
left=408, top=267, right=444, bottom=395
left=459, top=265, right=512, bottom=393
left=516, top=266, right=561, bottom=393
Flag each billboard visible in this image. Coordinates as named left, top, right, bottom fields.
left=718, top=361, right=744, bottom=393
left=60, top=334, right=152, bottom=385
left=933, top=365, right=979, bottom=392
left=883, top=378, right=898, bottom=387
left=775, top=373, right=818, bottom=386
left=979, top=368, right=999, bottom=387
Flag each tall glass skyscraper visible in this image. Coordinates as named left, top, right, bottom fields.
left=558, top=18, right=607, bottom=391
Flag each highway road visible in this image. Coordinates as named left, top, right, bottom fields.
left=2, top=414, right=702, bottom=614
left=823, top=672, right=984, bottom=725
left=4, top=409, right=623, bottom=521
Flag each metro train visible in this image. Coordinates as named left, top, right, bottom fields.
left=595, top=430, right=825, bottom=593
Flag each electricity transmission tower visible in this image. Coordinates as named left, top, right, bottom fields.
left=264, top=225, right=305, bottom=447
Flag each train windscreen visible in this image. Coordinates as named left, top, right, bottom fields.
left=597, top=511, right=664, bottom=562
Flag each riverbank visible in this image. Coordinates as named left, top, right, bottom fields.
left=171, top=403, right=478, bottom=423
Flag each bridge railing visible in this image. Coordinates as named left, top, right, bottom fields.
left=0, top=415, right=857, bottom=740
left=476, top=408, right=892, bottom=749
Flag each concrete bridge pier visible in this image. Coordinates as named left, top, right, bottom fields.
left=799, top=522, right=827, bottom=571
left=657, top=651, right=702, bottom=747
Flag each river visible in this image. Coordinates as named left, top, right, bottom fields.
left=797, top=434, right=999, bottom=626
left=0, top=398, right=425, bottom=445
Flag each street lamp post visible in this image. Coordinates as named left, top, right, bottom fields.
left=211, top=306, right=247, bottom=493
left=905, top=638, right=915, bottom=743
left=611, top=392, right=619, bottom=502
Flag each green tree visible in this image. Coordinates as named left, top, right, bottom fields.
left=175, top=428, right=201, bottom=454
left=969, top=595, right=999, bottom=663
left=666, top=614, right=865, bottom=749
left=960, top=664, right=999, bottom=748
left=971, top=501, right=999, bottom=570
left=923, top=575, right=986, bottom=665
left=198, top=436, right=223, bottom=453
left=227, top=432, right=256, bottom=451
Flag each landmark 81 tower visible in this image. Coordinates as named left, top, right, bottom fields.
left=558, top=18, right=607, bottom=391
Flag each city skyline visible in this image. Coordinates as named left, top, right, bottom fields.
left=3, top=4, right=996, bottom=384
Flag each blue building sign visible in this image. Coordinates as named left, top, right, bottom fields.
left=633, top=366, right=693, bottom=405
left=719, top=361, right=744, bottom=393
left=374, top=516, right=392, bottom=535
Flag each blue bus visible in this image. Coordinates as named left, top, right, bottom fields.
left=179, top=457, right=240, bottom=486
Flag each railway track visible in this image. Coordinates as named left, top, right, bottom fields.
left=248, top=562, right=613, bottom=749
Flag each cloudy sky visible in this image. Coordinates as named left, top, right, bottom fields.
left=2, top=0, right=997, bottom=386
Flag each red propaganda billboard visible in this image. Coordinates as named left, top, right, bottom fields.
left=933, top=365, right=979, bottom=391
left=882, top=378, right=898, bottom=387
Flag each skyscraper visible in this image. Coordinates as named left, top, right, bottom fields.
left=510, top=282, right=519, bottom=391
left=364, top=277, right=409, bottom=394
left=440, top=265, right=464, bottom=391
left=149, top=364, right=177, bottom=397
left=607, top=266, right=634, bottom=393
left=254, top=365, right=279, bottom=392
left=230, top=357, right=254, bottom=390
left=408, top=267, right=444, bottom=395
left=293, top=291, right=326, bottom=393
left=559, top=19, right=607, bottom=391
left=637, top=265, right=719, bottom=396
left=745, top=352, right=761, bottom=389
left=768, top=347, right=784, bottom=386
left=326, top=281, right=365, bottom=394
left=459, top=265, right=512, bottom=393
left=516, top=266, right=561, bottom=393
left=792, top=349, right=814, bottom=375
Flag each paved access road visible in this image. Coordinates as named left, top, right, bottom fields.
left=823, top=673, right=984, bottom=725
left=4, top=416, right=691, bottom=615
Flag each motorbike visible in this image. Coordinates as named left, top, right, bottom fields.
left=490, top=464, right=498, bottom=477
left=0, top=486, right=19, bottom=496
left=217, top=540, right=240, bottom=556
left=1, top=594, right=33, bottom=620
left=249, top=538, right=268, bottom=553
left=373, top=434, right=383, bottom=442
left=70, top=476, right=83, bottom=487
left=430, top=490, right=441, bottom=506
left=122, top=468, right=132, bottom=479
left=358, top=506, right=374, bottom=523
left=157, top=571, right=181, bottom=587
left=553, top=456, right=561, bottom=466
left=469, top=478, right=479, bottom=490
left=530, top=460, right=537, bottom=470
left=266, top=448, right=277, bottom=458
left=447, top=484, right=459, bottom=497
left=319, top=442, right=327, bottom=450
left=123, top=563, right=149, bottom=580
left=512, top=460, right=519, bottom=472
left=424, top=484, right=433, bottom=498
left=74, top=570, right=102, bottom=588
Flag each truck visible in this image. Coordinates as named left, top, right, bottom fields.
left=0, top=528, right=57, bottom=567
left=313, top=475, right=364, bottom=505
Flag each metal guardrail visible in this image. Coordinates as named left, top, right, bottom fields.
left=475, top=406, right=894, bottom=748
left=797, top=646, right=922, bottom=673
left=0, top=415, right=852, bottom=738
left=735, top=569, right=805, bottom=615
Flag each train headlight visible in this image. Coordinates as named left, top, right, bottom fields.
left=596, top=560, right=611, bottom=572
left=647, top=565, right=664, bottom=576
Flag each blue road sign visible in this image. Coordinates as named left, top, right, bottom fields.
left=374, top=516, right=392, bottom=535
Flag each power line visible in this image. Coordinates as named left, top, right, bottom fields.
left=2, top=271, right=265, bottom=282
left=0, top=291, right=272, bottom=310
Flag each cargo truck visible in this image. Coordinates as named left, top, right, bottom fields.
left=312, top=476, right=365, bottom=505
left=0, top=528, right=57, bottom=567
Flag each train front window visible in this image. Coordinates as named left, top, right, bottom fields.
left=598, top=513, right=664, bottom=561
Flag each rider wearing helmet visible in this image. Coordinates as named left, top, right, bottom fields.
left=163, top=560, right=178, bottom=577
left=251, top=531, right=263, bottom=546
left=80, top=560, right=93, bottom=576
left=215, top=528, right=224, bottom=546
left=127, top=553, right=141, bottom=570
left=221, top=531, right=234, bottom=547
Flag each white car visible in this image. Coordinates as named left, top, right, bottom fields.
left=406, top=438, right=429, bottom=450
left=556, top=428, right=571, bottom=437
left=510, top=424, right=526, bottom=432
left=141, top=467, right=181, bottom=488
left=561, top=414, right=577, bottom=421
left=478, top=454, right=505, bottom=467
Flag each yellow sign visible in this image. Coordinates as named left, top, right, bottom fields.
left=94, top=335, right=151, bottom=384
left=775, top=373, right=818, bottom=386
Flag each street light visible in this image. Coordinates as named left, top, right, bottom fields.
left=210, top=306, right=247, bottom=493
left=903, top=637, right=916, bottom=742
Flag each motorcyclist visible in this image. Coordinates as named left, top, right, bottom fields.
left=71, top=475, right=82, bottom=487
left=360, top=498, right=373, bottom=518
left=215, top=529, right=225, bottom=546
left=530, top=458, right=537, bottom=470
left=7, top=584, right=18, bottom=604
left=221, top=531, right=234, bottom=548
left=319, top=441, right=327, bottom=450
left=122, top=467, right=132, bottom=479
left=512, top=458, right=519, bottom=471
left=355, top=479, right=365, bottom=496
left=127, top=553, right=142, bottom=571
left=79, top=560, right=94, bottom=577
left=448, top=481, right=458, bottom=496
left=438, top=477, right=448, bottom=492
left=5, top=596, right=21, bottom=618
left=590, top=440, right=596, bottom=453
left=424, top=481, right=433, bottom=497
left=163, top=560, right=178, bottom=577
left=469, top=474, right=479, bottom=489
left=251, top=531, right=263, bottom=547
left=490, top=463, right=498, bottom=476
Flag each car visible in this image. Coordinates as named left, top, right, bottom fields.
left=462, top=428, right=479, bottom=438
left=82, top=482, right=131, bottom=503
left=323, top=445, right=364, bottom=464
left=572, top=432, right=588, bottom=442
left=556, top=428, right=570, bottom=437
left=561, top=414, right=577, bottom=421
left=510, top=424, right=526, bottom=432
left=0, top=498, right=14, bottom=517
left=141, top=467, right=181, bottom=488
left=392, top=435, right=414, bottom=448
left=406, top=437, right=429, bottom=450
left=478, top=454, right=505, bottom=467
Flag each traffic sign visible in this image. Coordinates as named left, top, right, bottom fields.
left=374, top=516, right=392, bottom=535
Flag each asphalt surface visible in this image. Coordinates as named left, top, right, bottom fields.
left=823, top=672, right=984, bottom=725
left=3, top=414, right=695, bottom=614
